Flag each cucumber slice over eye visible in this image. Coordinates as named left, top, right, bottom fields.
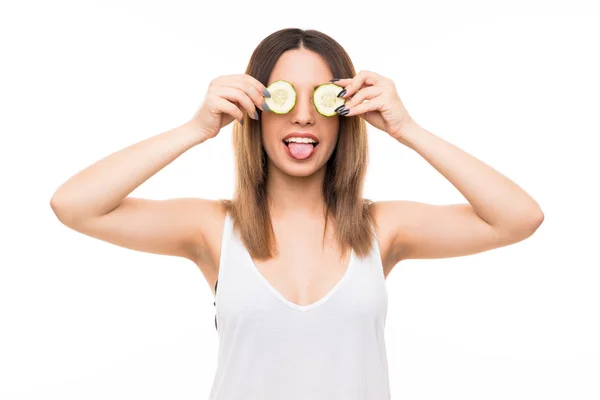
left=264, top=80, right=296, bottom=114
left=313, top=83, right=346, bottom=117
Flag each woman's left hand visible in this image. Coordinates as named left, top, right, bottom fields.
left=332, top=70, right=417, bottom=140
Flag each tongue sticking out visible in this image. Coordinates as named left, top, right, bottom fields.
left=288, top=143, right=315, bottom=160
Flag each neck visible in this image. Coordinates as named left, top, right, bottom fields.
left=266, top=163, right=327, bottom=220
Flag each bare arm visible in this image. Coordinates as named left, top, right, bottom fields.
left=384, top=123, right=543, bottom=263
left=50, top=122, right=204, bottom=222
left=50, top=122, right=210, bottom=261
left=50, top=74, right=269, bottom=263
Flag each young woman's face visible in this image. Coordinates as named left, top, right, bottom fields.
left=261, top=48, right=340, bottom=177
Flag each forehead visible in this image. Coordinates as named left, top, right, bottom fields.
left=267, top=48, right=332, bottom=89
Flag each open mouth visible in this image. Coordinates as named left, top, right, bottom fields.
left=282, top=139, right=319, bottom=148
left=282, top=139, right=319, bottom=160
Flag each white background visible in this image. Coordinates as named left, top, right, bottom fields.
left=1, top=0, right=599, bottom=399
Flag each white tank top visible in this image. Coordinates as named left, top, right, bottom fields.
left=208, top=212, right=391, bottom=400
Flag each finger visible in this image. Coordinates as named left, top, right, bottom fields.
left=226, top=78, right=269, bottom=113
left=230, top=74, right=270, bottom=99
left=339, top=71, right=381, bottom=99
left=243, top=74, right=272, bottom=99
left=214, top=86, right=259, bottom=120
left=328, top=77, right=353, bottom=87
left=343, top=86, right=384, bottom=109
left=212, top=95, right=245, bottom=123
left=237, top=74, right=271, bottom=108
left=341, top=98, right=383, bottom=117
left=216, top=74, right=270, bottom=99
left=223, top=74, right=270, bottom=112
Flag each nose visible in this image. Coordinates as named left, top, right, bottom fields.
left=290, top=88, right=316, bottom=126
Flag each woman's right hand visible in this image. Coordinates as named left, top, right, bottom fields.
left=189, top=74, right=271, bottom=140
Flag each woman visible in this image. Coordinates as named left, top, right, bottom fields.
left=50, top=28, right=544, bottom=399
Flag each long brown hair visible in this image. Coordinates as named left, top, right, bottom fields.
left=218, top=28, right=376, bottom=261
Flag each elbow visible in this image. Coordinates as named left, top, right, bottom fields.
left=535, top=209, right=545, bottom=226
left=529, top=205, right=545, bottom=230
left=50, top=196, right=67, bottom=223
left=532, top=210, right=544, bottom=233
left=50, top=196, right=77, bottom=226
left=516, top=208, right=545, bottom=239
left=498, top=207, right=544, bottom=242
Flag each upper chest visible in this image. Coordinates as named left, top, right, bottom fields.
left=248, top=217, right=356, bottom=307
left=200, top=202, right=396, bottom=299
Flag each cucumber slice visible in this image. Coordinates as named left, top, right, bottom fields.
left=264, top=80, right=296, bottom=114
left=313, top=83, right=346, bottom=117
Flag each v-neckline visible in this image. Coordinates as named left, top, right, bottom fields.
left=244, top=246, right=356, bottom=312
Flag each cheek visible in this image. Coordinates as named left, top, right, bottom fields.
left=331, top=118, right=340, bottom=132
left=260, top=113, right=282, bottom=131
left=323, top=114, right=340, bottom=128
left=259, top=119, right=282, bottom=152
left=324, top=118, right=340, bottom=141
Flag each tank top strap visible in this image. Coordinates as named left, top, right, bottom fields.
left=215, top=211, right=256, bottom=299
left=370, top=222, right=385, bottom=278
left=347, top=219, right=388, bottom=324
left=215, top=211, right=233, bottom=293
left=218, top=212, right=233, bottom=270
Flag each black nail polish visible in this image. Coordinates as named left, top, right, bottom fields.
left=329, top=78, right=340, bottom=82
left=335, top=105, right=346, bottom=113
left=337, top=89, right=347, bottom=98
left=240, top=118, right=244, bottom=125
left=340, top=109, right=350, bottom=116
left=263, top=88, right=271, bottom=98
left=254, top=110, right=259, bottom=120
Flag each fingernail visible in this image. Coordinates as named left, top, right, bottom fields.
left=334, top=105, right=346, bottom=113
left=337, top=89, right=347, bottom=98
left=254, top=110, right=259, bottom=120
left=340, top=109, right=350, bottom=116
left=240, top=118, right=244, bottom=125
left=262, top=102, right=271, bottom=112
left=263, top=89, right=271, bottom=98
left=329, top=78, right=340, bottom=82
